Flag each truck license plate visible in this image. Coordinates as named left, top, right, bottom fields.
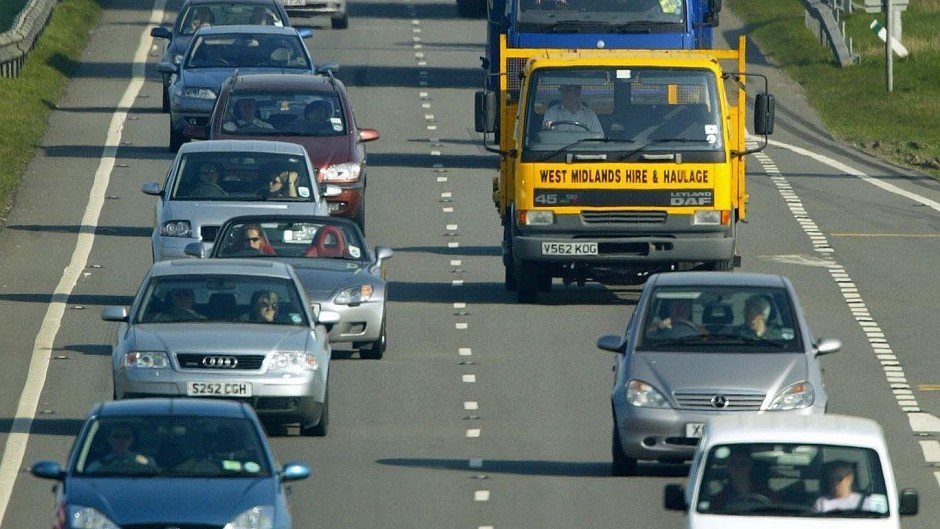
left=187, top=382, right=252, bottom=397
left=541, top=242, right=598, bottom=255
left=686, top=422, right=706, bottom=438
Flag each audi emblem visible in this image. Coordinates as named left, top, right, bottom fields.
left=201, top=356, right=238, bottom=368
left=711, top=395, right=729, bottom=409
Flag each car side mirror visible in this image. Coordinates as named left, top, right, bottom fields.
left=663, top=484, right=687, bottom=511
left=184, top=242, right=205, bottom=258
left=596, top=334, right=625, bottom=353
left=101, top=306, right=129, bottom=322
left=375, top=246, right=393, bottom=261
left=141, top=182, right=163, bottom=196
left=321, top=184, right=342, bottom=198
left=150, top=27, right=172, bottom=40
left=156, top=61, right=178, bottom=74
left=899, top=488, right=918, bottom=515
left=30, top=461, right=66, bottom=481
left=358, top=128, right=380, bottom=143
left=813, top=337, right=842, bottom=357
left=317, top=309, right=340, bottom=325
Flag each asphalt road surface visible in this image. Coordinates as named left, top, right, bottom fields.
left=0, top=1, right=939, bottom=527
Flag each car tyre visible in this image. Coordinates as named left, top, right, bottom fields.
left=612, top=423, right=637, bottom=476
left=331, top=13, right=348, bottom=29
left=161, top=79, right=170, bottom=113
left=360, top=315, right=386, bottom=360
left=169, top=126, right=185, bottom=152
left=301, top=388, right=329, bottom=437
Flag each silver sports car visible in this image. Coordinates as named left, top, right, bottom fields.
left=596, top=271, right=842, bottom=476
left=101, top=259, right=338, bottom=436
left=187, top=214, right=392, bottom=359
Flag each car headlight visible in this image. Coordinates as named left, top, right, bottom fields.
left=768, top=381, right=814, bottom=410
left=626, top=379, right=671, bottom=408
left=318, top=162, right=362, bottom=183
left=180, top=87, right=217, bottom=100
left=271, top=352, right=318, bottom=372
left=124, top=351, right=170, bottom=368
left=159, top=220, right=192, bottom=237
left=69, top=506, right=120, bottom=529
left=224, top=506, right=274, bottom=529
left=334, top=284, right=374, bottom=305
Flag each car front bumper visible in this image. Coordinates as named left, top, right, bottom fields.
left=318, top=298, right=384, bottom=344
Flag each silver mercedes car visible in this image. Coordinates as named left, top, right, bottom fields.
left=596, top=271, right=842, bottom=476
left=186, top=214, right=392, bottom=359
left=101, top=259, right=338, bottom=436
left=143, top=139, right=340, bottom=262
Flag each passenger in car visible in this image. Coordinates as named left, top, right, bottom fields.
left=246, top=290, right=280, bottom=323
left=302, top=100, right=336, bottom=134
left=736, top=295, right=785, bottom=340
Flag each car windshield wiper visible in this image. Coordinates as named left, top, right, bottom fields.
left=614, top=138, right=711, bottom=160
left=707, top=332, right=787, bottom=347
left=534, top=137, right=625, bottom=162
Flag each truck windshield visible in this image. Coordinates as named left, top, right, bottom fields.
left=517, top=0, right=684, bottom=27
left=697, top=443, right=889, bottom=518
left=521, top=67, right=724, bottom=161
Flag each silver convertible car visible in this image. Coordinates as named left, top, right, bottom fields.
left=186, top=214, right=392, bottom=359
left=143, top=139, right=339, bottom=262
left=101, top=259, right=338, bottom=436
left=596, top=271, right=842, bottom=476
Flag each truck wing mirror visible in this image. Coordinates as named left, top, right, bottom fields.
left=753, top=93, right=775, bottom=136
left=475, top=90, right=498, bottom=133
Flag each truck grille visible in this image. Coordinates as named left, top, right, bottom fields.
left=581, top=211, right=667, bottom=224
left=673, top=390, right=765, bottom=411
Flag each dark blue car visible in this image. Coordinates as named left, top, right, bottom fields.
left=31, top=398, right=310, bottom=529
left=151, top=0, right=297, bottom=113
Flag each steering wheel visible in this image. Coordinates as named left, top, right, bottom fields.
left=548, top=120, right=590, bottom=131
left=672, top=320, right=701, bottom=334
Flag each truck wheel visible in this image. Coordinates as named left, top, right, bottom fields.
left=516, top=262, right=539, bottom=303
left=612, top=423, right=637, bottom=476
left=503, top=221, right=517, bottom=291
left=504, top=263, right=517, bottom=291
left=537, top=268, right=552, bottom=292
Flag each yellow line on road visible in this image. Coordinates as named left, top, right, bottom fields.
left=918, top=384, right=940, bottom=391
left=830, top=233, right=940, bottom=237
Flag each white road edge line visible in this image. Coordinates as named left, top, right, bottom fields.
left=0, top=0, right=165, bottom=522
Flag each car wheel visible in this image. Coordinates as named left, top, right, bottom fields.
left=612, top=423, right=637, bottom=476
left=331, top=13, right=348, bottom=29
left=360, top=315, right=386, bottom=360
left=301, top=388, right=329, bottom=437
left=161, top=79, right=170, bottom=113
left=169, top=125, right=185, bottom=152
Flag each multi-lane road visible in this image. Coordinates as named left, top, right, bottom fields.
left=1, top=0, right=939, bottom=527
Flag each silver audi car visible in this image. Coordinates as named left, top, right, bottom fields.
left=101, top=259, right=338, bottom=436
left=596, top=271, right=842, bottom=476
left=143, top=139, right=340, bottom=262
left=186, top=214, right=392, bottom=359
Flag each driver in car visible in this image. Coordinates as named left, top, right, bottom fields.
left=543, top=84, right=603, bottom=133
left=224, top=98, right=273, bottom=131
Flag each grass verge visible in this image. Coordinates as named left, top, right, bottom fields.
left=0, top=0, right=102, bottom=216
left=727, top=0, right=940, bottom=180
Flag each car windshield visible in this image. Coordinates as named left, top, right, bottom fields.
left=133, top=274, right=309, bottom=325
left=517, top=0, right=685, bottom=26
left=696, top=443, right=889, bottom=518
left=215, top=220, right=367, bottom=262
left=221, top=92, right=347, bottom=137
left=638, top=286, right=803, bottom=351
left=169, top=151, right=316, bottom=202
left=185, top=33, right=308, bottom=70
left=73, top=415, right=272, bottom=477
left=521, top=66, right=724, bottom=163
left=177, top=3, right=285, bottom=36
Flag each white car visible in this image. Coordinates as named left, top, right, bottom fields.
left=664, top=413, right=918, bottom=528
left=143, top=139, right=339, bottom=262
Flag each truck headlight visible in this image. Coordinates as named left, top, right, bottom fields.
left=522, top=210, right=553, bottom=226
left=626, top=379, right=671, bottom=408
left=692, top=210, right=729, bottom=226
left=768, top=381, right=814, bottom=410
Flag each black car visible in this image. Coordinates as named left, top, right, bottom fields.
left=151, top=0, right=298, bottom=112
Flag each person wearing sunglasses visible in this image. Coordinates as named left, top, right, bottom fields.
left=247, top=290, right=281, bottom=323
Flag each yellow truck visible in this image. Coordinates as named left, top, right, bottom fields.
left=475, top=35, right=775, bottom=303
